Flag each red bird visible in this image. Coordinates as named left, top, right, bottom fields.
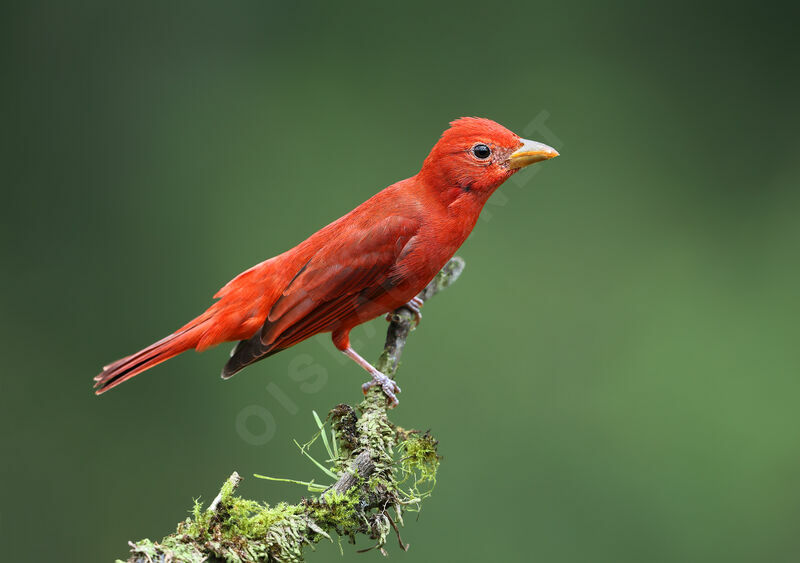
left=94, top=117, right=558, bottom=405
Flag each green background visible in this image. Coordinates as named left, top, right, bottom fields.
left=3, top=1, right=799, bottom=561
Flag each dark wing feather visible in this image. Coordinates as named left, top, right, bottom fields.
left=222, top=215, right=419, bottom=378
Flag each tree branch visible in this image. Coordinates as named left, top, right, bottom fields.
left=378, top=256, right=465, bottom=377
left=123, top=257, right=465, bottom=563
left=208, top=472, right=242, bottom=514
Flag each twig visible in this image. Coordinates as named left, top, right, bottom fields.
left=377, top=256, right=465, bottom=377
left=123, top=257, right=465, bottom=563
left=324, top=257, right=465, bottom=498
left=208, top=471, right=241, bottom=514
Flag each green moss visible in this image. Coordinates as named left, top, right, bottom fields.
left=126, top=415, right=440, bottom=562
left=116, top=537, right=206, bottom=563
left=394, top=430, right=440, bottom=509
left=398, top=431, right=440, bottom=484
left=310, top=489, right=361, bottom=534
left=151, top=488, right=309, bottom=562
left=357, top=390, right=396, bottom=465
left=224, top=499, right=304, bottom=538
left=329, top=404, right=358, bottom=457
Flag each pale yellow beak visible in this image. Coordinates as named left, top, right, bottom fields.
left=508, top=138, right=559, bottom=169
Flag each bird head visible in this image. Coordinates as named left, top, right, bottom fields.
left=420, top=117, right=558, bottom=196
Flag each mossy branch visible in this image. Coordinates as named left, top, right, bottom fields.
left=122, top=257, right=465, bottom=563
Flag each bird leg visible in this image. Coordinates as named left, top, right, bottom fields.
left=342, top=346, right=401, bottom=407
left=385, top=295, right=424, bottom=327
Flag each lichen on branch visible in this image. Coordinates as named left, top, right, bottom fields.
left=122, top=257, right=464, bottom=563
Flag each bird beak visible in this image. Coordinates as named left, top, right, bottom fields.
left=507, top=138, right=559, bottom=169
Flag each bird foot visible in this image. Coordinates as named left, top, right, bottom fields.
left=385, top=296, right=423, bottom=327
left=362, top=371, right=401, bottom=408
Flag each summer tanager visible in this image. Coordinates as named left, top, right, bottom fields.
left=94, top=117, right=558, bottom=405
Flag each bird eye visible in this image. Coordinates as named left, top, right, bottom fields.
left=471, top=144, right=491, bottom=159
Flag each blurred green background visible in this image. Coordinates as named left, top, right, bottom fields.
left=3, top=1, right=800, bottom=561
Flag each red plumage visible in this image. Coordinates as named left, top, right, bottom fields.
left=94, top=117, right=558, bottom=401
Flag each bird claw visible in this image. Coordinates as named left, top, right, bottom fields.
left=362, top=371, right=401, bottom=407
left=385, top=296, right=423, bottom=328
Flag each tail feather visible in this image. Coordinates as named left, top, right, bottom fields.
left=94, top=258, right=281, bottom=394
left=221, top=333, right=281, bottom=380
left=94, top=324, right=204, bottom=395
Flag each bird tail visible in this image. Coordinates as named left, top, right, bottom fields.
left=93, top=314, right=212, bottom=395
left=93, top=258, right=283, bottom=395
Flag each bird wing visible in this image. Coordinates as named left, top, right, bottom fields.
left=222, top=214, right=420, bottom=377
